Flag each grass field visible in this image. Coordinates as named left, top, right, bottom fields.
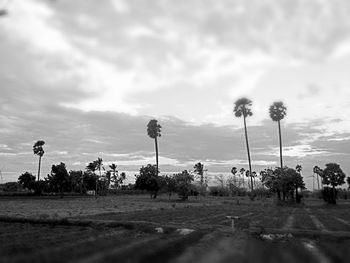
left=0, top=195, right=349, bottom=262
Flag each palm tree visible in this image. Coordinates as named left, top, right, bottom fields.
left=194, top=162, right=205, bottom=195
left=234, top=98, right=254, bottom=192
left=269, top=101, right=287, bottom=168
left=239, top=167, right=245, bottom=188
left=33, top=140, right=45, bottom=181
left=147, top=119, right=161, bottom=174
left=109, top=163, right=118, bottom=188
left=86, top=161, right=97, bottom=195
left=313, top=165, right=321, bottom=190
left=231, top=167, right=237, bottom=186
left=296, top=164, right=302, bottom=174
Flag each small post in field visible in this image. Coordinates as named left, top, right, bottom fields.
left=226, top=216, right=240, bottom=232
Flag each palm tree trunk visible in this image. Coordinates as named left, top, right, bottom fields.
left=155, top=136, right=159, bottom=175
left=316, top=174, right=320, bottom=190
left=243, top=116, right=254, bottom=192
left=37, top=155, right=42, bottom=181
left=278, top=120, right=283, bottom=168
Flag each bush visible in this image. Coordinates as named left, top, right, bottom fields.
left=322, top=186, right=337, bottom=204
left=209, top=186, right=230, bottom=197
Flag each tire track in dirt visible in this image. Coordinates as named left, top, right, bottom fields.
left=305, top=208, right=329, bottom=232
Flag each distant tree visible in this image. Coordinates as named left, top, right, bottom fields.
left=313, top=165, right=322, bottom=190
left=320, top=163, right=346, bottom=204
left=109, top=163, right=118, bottom=188
left=252, top=171, right=257, bottom=187
left=83, top=171, right=97, bottom=191
left=261, top=166, right=304, bottom=203
left=147, top=119, right=161, bottom=174
left=95, top=157, right=104, bottom=179
left=159, top=175, right=177, bottom=200
left=239, top=167, right=245, bottom=188
left=47, top=162, right=69, bottom=197
left=119, top=172, right=126, bottom=187
left=173, top=170, right=194, bottom=200
left=269, top=102, right=287, bottom=168
left=69, top=170, right=84, bottom=193
left=18, top=172, right=36, bottom=190
left=296, top=164, right=302, bottom=174
left=33, top=140, right=45, bottom=181
left=230, top=166, right=238, bottom=188
left=86, top=161, right=98, bottom=194
left=234, top=98, right=254, bottom=192
left=135, top=164, right=159, bottom=198
left=231, top=167, right=237, bottom=177
left=194, top=162, right=206, bottom=195
left=347, top=177, right=350, bottom=190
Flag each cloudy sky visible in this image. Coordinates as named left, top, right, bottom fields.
left=1, top=0, right=350, bottom=189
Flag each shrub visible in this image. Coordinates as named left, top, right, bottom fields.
left=209, top=186, right=230, bottom=197
left=322, top=186, right=337, bottom=204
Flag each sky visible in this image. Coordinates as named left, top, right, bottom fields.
left=0, top=0, right=350, bottom=189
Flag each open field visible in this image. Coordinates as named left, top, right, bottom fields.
left=0, top=195, right=349, bottom=262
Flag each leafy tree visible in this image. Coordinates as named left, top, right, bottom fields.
left=234, top=97, right=254, bottom=192
left=69, top=170, right=84, bottom=193
left=347, top=177, right=350, bottom=190
left=135, top=164, right=159, bottom=198
left=313, top=165, right=322, bottom=190
left=18, top=172, right=36, bottom=190
left=269, top=101, right=287, bottom=168
left=320, top=163, right=346, bottom=204
left=86, top=158, right=104, bottom=195
left=83, top=171, right=97, bottom=191
left=261, top=166, right=304, bottom=203
left=173, top=170, right=194, bottom=200
left=33, top=140, right=45, bottom=181
left=159, top=175, right=177, bottom=200
left=147, top=119, right=161, bottom=174
left=119, top=172, right=126, bottom=187
left=47, top=162, right=69, bottom=197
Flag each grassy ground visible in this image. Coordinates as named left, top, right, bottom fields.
left=0, top=195, right=349, bottom=262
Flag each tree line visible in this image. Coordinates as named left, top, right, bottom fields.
left=11, top=98, right=350, bottom=204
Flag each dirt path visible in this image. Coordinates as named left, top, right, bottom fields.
left=282, top=208, right=296, bottom=230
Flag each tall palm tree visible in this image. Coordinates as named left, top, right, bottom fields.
left=147, top=119, right=161, bottom=174
left=313, top=165, right=321, bottom=190
left=269, top=101, right=287, bottom=168
left=33, top=140, right=45, bottom=181
left=234, top=98, right=254, bottom=192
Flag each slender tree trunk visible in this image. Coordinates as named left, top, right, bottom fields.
left=316, top=174, right=320, bottom=190
left=37, top=155, right=42, bottom=181
left=155, top=137, right=159, bottom=175
left=243, top=116, right=254, bottom=192
left=278, top=120, right=283, bottom=168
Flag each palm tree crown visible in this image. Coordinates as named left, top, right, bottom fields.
left=147, top=119, right=161, bottom=139
left=233, top=98, right=253, bottom=118
left=269, top=101, right=287, bottom=122
left=33, top=140, right=45, bottom=157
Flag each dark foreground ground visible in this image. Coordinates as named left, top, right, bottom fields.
left=0, top=196, right=349, bottom=263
